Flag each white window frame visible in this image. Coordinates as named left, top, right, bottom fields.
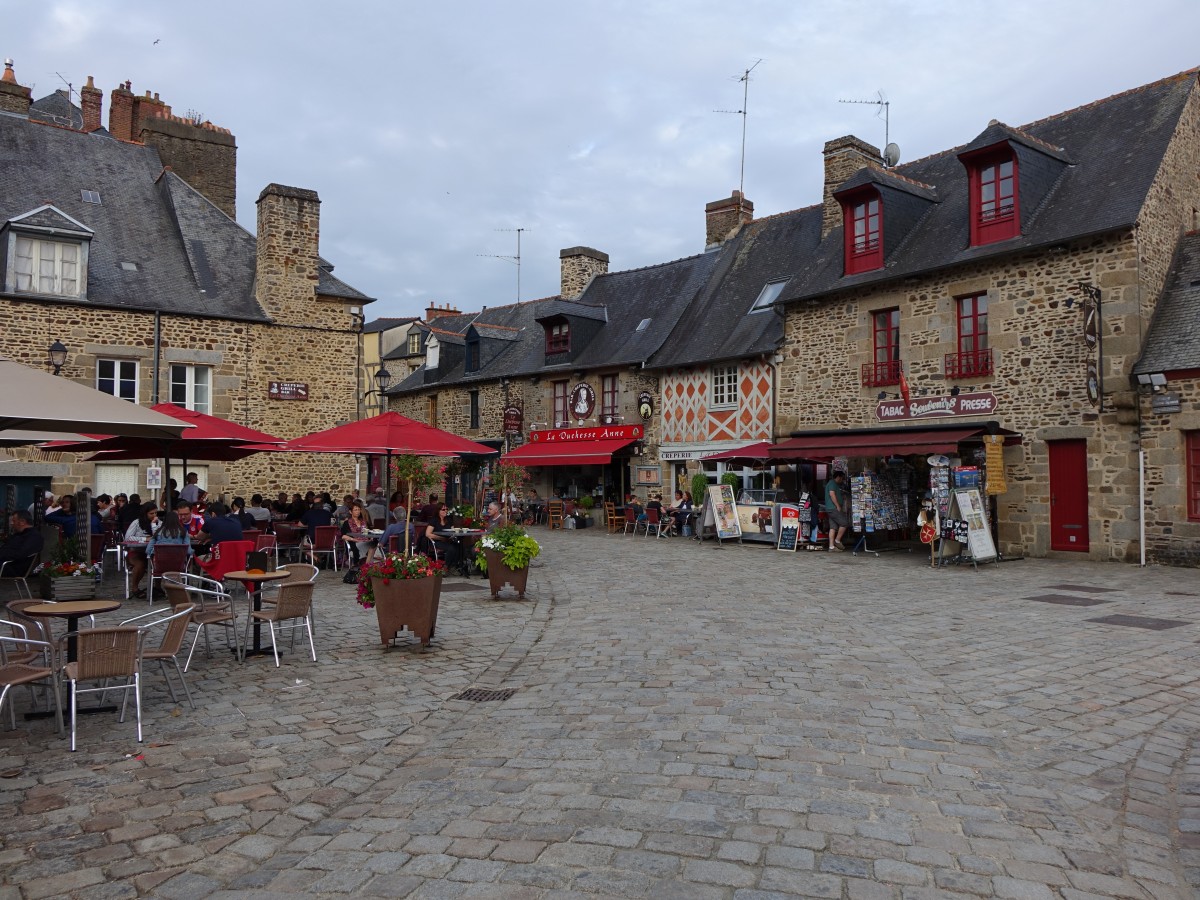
left=12, top=235, right=83, bottom=297
left=93, top=463, right=139, bottom=498
left=170, top=364, right=211, bottom=414
left=710, top=363, right=739, bottom=410
left=407, top=332, right=421, bottom=355
left=96, top=359, right=139, bottom=403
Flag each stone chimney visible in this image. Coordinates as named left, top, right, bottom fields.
left=560, top=247, right=609, bottom=300
left=0, top=59, right=32, bottom=115
left=108, top=81, right=135, bottom=141
left=80, top=75, right=102, bottom=132
left=255, top=184, right=321, bottom=322
left=822, top=136, right=883, bottom=237
left=140, top=114, right=237, bottom=219
left=705, top=190, right=754, bottom=247
left=425, top=302, right=461, bottom=322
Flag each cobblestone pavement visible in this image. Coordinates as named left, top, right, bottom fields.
left=3, top=530, right=1200, bottom=899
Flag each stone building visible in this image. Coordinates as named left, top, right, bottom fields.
left=771, top=68, right=1200, bottom=563
left=0, top=63, right=372, bottom=503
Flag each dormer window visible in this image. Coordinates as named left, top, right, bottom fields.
left=841, top=188, right=883, bottom=275
left=465, top=336, right=480, bottom=373
left=967, top=149, right=1019, bottom=246
left=425, top=336, right=440, bottom=370
left=13, top=236, right=82, bottom=297
left=407, top=332, right=421, bottom=355
left=546, top=320, right=570, bottom=354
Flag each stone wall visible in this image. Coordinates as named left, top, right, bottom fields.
left=141, top=116, right=237, bottom=220
left=1137, top=378, right=1200, bottom=566
left=0, top=299, right=361, bottom=500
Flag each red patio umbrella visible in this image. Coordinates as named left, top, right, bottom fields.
left=699, top=441, right=777, bottom=466
left=280, top=411, right=497, bottom=500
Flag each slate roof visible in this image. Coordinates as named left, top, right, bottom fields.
left=1134, top=230, right=1200, bottom=374
left=29, top=90, right=83, bottom=130
left=363, top=316, right=417, bottom=334
left=780, top=69, right=1199, bottom=305
left=0, top=109, right=373, bottom=320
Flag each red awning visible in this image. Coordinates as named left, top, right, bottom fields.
left=770, top=426, right=1017, bottom=460
left=503, top=437, right=636, bottom=467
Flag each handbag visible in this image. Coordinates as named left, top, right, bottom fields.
left=342, top=566, right=361, bottom=584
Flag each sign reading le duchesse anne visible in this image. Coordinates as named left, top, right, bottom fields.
left=529, top=424, right=643, bottom=443
left=876, top=391, right=998, bottom=422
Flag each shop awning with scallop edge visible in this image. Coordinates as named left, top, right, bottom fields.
left=769, top=425, right=1020, bottom=460
left=502, top=437, right=637, bottom=467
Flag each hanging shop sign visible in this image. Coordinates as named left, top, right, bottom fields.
left=503, top=405, right=524, bottom=435
left=982, top=435, right=1007, bottom=495
left=1085, top=361, right=1099, bottom=407
left=268, top=381, right=309, bottom=401
left=638, top=391, right=654, bottom=420
left=569, top=383, right=596, bottom=419
left=876, top=391, right=998, bottom=422
left=529, top=424, right=643, bottom=443
left=1083, top=304, right=1099, bottom=350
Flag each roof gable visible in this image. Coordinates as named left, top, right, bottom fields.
left=8, top=204, right=94, bottom=236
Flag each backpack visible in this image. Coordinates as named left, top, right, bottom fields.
left=342, top=566, right=361, bottom=585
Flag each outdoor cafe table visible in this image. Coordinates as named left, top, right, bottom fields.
left=22, top=599, right=124, bottom=719
left=433, top=528, right=485, bottom=577
left=223, top=569, right=288, bottom=658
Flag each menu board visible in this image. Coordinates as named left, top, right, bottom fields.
left=706, top=484, right=742, bottom=540
left=952, top=488, right=997, bottom=562
left=776, top=504, right=801, bottom=552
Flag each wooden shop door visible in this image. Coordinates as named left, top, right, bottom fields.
left=1048, top=439, right=1089, bottom=552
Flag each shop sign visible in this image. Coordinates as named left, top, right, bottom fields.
left=638, top=391, right=654, bottom=420
left=1085, top=361, right=1099, bottom=407
left=268, top=381, right=309, bottom=401
left=503, top=405, right=523, bottom=434
left=660, top=448, right=701, bottom=461
left=569, top=383, right=596, bottom=419
left=876, top=391, right=998, bottom=421
left=1151, top=391, right=1181, bottom=415
left=529, top=424, right=643, bottom=443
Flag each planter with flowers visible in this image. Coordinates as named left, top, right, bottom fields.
left=357, top=552, right=446, bottom=647
left=35, top=538, right=100, bottom=601
left=475, top=524, right=540, bottom=600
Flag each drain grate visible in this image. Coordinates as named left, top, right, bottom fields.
left=1027, top=594, right=1111, bottom=607
left=452, top=688, right=517, bottom=702
left=1043, top=584, right=1120, bottom=593
left=1086, top=614, right=1191, bottom=631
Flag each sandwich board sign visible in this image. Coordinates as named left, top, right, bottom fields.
left=776, top=504, right=801, bottom=552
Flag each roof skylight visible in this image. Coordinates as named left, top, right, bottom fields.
left=750, top=279, right=789, bottom=313
left=81, top=190, right=101, bottom=204
left=636, top=318, right=651, bottom=332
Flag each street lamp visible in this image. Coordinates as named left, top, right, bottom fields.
left=373, top=365, right=392, bottom=394
left=47, top=340, right=67, bottom=376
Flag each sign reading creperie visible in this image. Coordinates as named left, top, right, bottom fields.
left=529, top=424, right=643, bottom=443
left=876, top=391, right=998, bottom=421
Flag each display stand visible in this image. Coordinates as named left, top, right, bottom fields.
left=696, top=484, right=742, bottom=547
left=848, top=471, right=911, bottom=557
left=938, top=488, right=998, bottom=569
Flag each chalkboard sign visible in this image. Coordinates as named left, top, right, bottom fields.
left=776, top=504, right=801, bottom=552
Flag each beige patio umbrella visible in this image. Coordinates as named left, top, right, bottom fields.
left=0, top=358, right=190, bottom=440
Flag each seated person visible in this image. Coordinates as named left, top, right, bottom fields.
left=625, top=493, right=645, bottom=522
left=176, top=500, right=207, bottom=552
left=377, top=518, right=412, bottom=556
left=124, top=503, right=160, bottom=598
left=484, top=500, right=506, bottom=532
left=229, top=497, right=257, bottom=529
left=0, top=510, right=43, bottom=570
left=147, top=508, right=191, bottom=562
left=199, top=501, right=243, bottom=551
left=418, top=493, right=441, bottom=526
left=300, top=498, right=333, bottom=541
left=271, top=491, right=291, bottom=516
left=340, top=501, right=373, bottom=564
left=45, top=494, right=79, bottom=537
left=334, top=494, right=354, bottom=523
left=365, top=494, right=388, bottom=526
left=247, top=494, right=273, bottom=525
left=419, top=504, right=462, bottom=568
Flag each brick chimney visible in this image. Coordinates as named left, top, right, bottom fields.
left=108, top=81, right=135, bottom=141
left=822, top=136, right=883, bottom=237
left=560, top=247, right=609, bottom=300
left=255, top=184, right=321, bottom=322
left=425, top=302, right=461, bottom=322
left=0, top=59, right=32, bottom=115
left=705, top=190, right=754, bottom=247
left=80, top=75, right=102, bottom=132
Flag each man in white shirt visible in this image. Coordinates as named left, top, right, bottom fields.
left=179, top=472, right=206, bottom=505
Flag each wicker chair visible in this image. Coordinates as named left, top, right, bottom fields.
left=0, top=631, right=61, bottom=732
left=160, top=573, right=242, bottom=670
left=119, top=605, right=197, bottom=709
left=60, top=626, right=145, bottom=751
left=247, top=581, right=316, bottom=667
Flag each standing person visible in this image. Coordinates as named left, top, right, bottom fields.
left=825, top=471, right=849, bottom=552
left=179, top=472, right=205, bottom=505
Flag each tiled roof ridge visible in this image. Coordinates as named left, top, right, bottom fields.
left=743, top=202, right=822, bottom=227
left=426, top=325, right=463, bottom=337
left=458, top=294, right=559, bottom=316
left=474, top=323, right=521, bottom=332
left=599, top=249, right=710, bottom=278
left=877, top=169, right=937, bottom=191
left=892, top=69, right=1198, bottom=175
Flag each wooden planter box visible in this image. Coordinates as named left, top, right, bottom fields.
left=482, top=549, right=530, bottom=600
left=372, top=574, right=442, bottom=648
left=40, top=574, right=98, bottom=601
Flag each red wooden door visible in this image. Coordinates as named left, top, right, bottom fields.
left=1048, top=439, right=1089, bottom=552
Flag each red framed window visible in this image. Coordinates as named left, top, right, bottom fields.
left=1188, top=431, right=1200, bottom=521
left=553, top=380, right=569, bottom=426
left=842, top=189, right=883, bottom=275
left=601, top=374, right=618, bottom=418
left=545, top=320, right=570, bottom=354
left=968, top=150, right=1019, bottom=245
left=946, top=293, right=994, bottom=378
left=862, top=308, right=901, bottom=387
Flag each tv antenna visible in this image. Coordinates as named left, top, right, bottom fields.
left=715, top=58, right=763, bottom=195
left=839, top=91, right=895, bottom=162
left=478, top=227, right=526, bottom=303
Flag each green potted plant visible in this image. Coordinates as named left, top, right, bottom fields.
left=475, top=524, right=540, bottom=600
left=35, top=537, right=100, bottom=601
left=577, top=494, right=595, bottom=525
left=392, top=454, right=446, bottom=556
left=454, top=503, right=476, bottom=527
left=357, top=551, right=447, bottom=648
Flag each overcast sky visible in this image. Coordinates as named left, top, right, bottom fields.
left=10, top=1, right=1200, bottom=320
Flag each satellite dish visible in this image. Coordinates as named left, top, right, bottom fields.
left=883, top=143, right=901, bottom=167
